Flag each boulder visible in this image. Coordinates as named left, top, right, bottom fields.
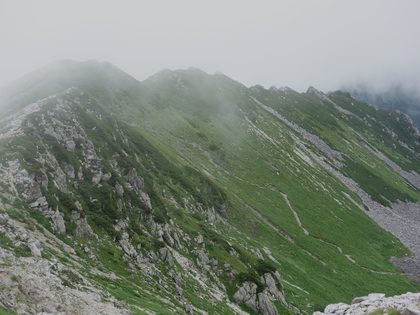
left=233, top=282, right=258, bottom=311
left=196, top=250, right=210, bottom=266
left=29, top=196, right=48, bottom=211
left=74, top=217, right=94, bottom=238
left=262, top=273, right=286, bottom=304
left=258, top=292, right=279, bottom=315
left=51, top=210, right=66, bottom=234
left=28, top=239, right=42, bottom=257
left=352, top=297, right=367, bottom=304
left=367, top=293, right=385, bottom=300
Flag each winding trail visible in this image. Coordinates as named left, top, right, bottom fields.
left=281, top=193, right=309, bottom=236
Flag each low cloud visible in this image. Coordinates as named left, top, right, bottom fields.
left=0, top=0, right=419, bottom=93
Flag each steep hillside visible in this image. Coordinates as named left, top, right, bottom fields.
left=0, top=61, right=419, bottom=315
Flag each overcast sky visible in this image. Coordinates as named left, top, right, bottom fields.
left=1, top=0, right=419, bottom=91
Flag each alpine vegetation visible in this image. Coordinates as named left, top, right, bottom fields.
left=0, top=60, right=419, bottom=314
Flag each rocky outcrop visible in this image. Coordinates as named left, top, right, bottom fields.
left=28, top=239, right=42, bottom=257
left=316, top=292, right=420, bottom=315
left=233, top=272, right=287, bottom=315
left=0, top=247, right=129, bottom=315
left=159, top=247, right=174, bottom=266
left=262, top=272, right=286, bottom=304
left=51, top=210, right=66, bottom=234
left=234, top=281, right=258, bottom=310
left=258, top=292, right=279, bottom=315
left=125, top=168, right=144, bottom=193
left=71, top=211, right=94, bottom=238
left=125, top=168, right=152, bottom=208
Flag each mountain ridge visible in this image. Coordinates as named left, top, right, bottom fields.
left=0, top=60, right=419, bottom=314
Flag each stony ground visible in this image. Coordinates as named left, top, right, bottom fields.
left=315, top=292, right=420, bottom=315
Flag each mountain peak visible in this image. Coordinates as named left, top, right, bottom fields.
left=0, top=60, right=139, bottom=118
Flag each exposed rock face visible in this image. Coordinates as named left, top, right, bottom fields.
left=0, top=247, right=129, bottom=315
left=125, top=168, right=144, bottom=193
left=234, top=272, right=287, bottom=315
left=258, top=292, right=279, bottom=315
left=315, top=293, right=420, bottom=315
left=262, top=272, right=286, bottom=304
left=124, top=168, right=152, bottom=208
left=71, top=211, right=94, bottom=238
left=233, top=281, right=258, bottom=311
left=159, top=247, right=174, bottom=266
left=196, top=250, right=210, bottom=267
left=28, top=239, right=42, bottom=257
left=51, top=210, right=66, bottom=234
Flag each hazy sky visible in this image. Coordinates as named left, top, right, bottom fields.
left=1, top=0, right=419, bottom=91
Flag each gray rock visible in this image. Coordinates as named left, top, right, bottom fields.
left=258, top=292, right=279, bottom=315
left=25, top=181, right=43, bottom=203
left=74, top=201, right=83, bottom=212
left=65, top=139, right=76, bottom=151
left=63, top=164, right=75, bottom=179
left=185, top=303, right=194, bottom=315
left=74, top=217, right=94, bottom=238
left=159, top=247, right=174, bottom=266
left=320, top=292, right=420, bottom=315
left=28, top=239, right=42, bottom=257
left=352, top=297, right=367, bottom=304
left=51, top=210, right=66, bottom=234
left=367, top=293, right=385, bottom=300
left=29, top=196, right=48, bottom=210
left=91, top=170, right=102, bottom=185
left=401, top=308, right=420, bottom=315
left=195, top=234, right=204, bottom=244
left=262, top=273, right=286, bottom=304
left=146, top=251, right=157, bottom=262
left=62, top=243, right=75, bottom=255
left=162, top=228, right=174, bottom=247
left=196, top=250, right=210, bottom=266
left=115, top=183, right=124, bottom=197
left=233, top=282, right=258, bottom=311
left=53, top=168, right=68, bottom=193
left=125, top=168, right=144, bottom=193
left=34, top=172, right=48, bottom=188
left=139, top=191, right=152, bottom=209
left=324, top=303, right=349, bottom=314
left=119, top=235, right=138, bottom=258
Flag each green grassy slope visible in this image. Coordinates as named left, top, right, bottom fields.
left=0, top=62, right=419, bottom=314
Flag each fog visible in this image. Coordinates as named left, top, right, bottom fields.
left=1, top=0, right=419, bottom=92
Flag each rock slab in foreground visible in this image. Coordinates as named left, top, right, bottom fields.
left=315, top=293, right=420, bottom=315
